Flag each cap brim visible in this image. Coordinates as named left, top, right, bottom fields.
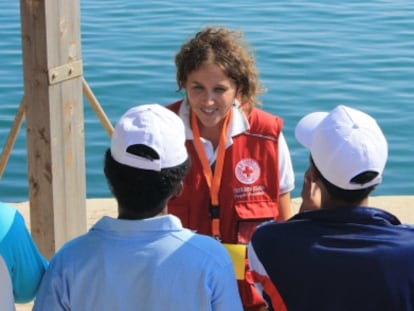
left=295, top=111, right=328, bottom=148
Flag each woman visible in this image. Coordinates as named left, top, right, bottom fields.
left=167, top=26, right=295, bottom=311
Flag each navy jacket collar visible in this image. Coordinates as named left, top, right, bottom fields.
left=291, top=206, right=402, bottom=226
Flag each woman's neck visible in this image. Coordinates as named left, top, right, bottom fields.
left=199, top=119, right=225, bottom=149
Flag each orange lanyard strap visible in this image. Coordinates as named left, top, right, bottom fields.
left=191, top=109, right=232, bottom=239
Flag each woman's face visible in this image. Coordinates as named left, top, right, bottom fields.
left=184, top=63, right=238, bottom=129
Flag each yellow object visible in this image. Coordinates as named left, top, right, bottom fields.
left=223, top=243, right=246, bottom=280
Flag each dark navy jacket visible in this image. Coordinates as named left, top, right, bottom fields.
left=249, top=207, right=414, bottom=311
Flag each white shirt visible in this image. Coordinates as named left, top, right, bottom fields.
left=0, top=255, right=15, bottom=311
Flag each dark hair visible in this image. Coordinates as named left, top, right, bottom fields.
left=104, top=148, right=190, bottom=217
left=310, top=157, right=377, bottom=204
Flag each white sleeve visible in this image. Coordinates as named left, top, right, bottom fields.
left=0, top=255, right=15, bottom=311
left=247, top=242, right=268, bottom=278
left=278, top=132, right=295, bottom=194
left=247, top=242, right=268, bottom=299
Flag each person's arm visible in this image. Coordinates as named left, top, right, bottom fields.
left=277, top=132, right=294, bottom=220
left=209, top=246, right=243, bottom=311
left=32, top=256, right=70, bottom=311
left=277, top=192, right=293, bottom=221
left=5, top=211, right=48, bottom=303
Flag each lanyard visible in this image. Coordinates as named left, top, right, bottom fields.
left=191, top=109, right=232, bottom=238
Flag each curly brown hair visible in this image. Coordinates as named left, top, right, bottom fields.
left=175, top=26, right=265, bottom=113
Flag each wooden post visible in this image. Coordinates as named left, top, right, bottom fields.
left=20, top=0, right=87, bottom=259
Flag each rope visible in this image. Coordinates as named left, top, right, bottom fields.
left=0, top=97, right=25, bottom=179
left=0, top=78, right=114, bottom=180
left=82, top=77, right=114, bottom=137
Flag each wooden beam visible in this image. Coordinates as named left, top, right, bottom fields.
left=20, top=0, right=87, bottom=259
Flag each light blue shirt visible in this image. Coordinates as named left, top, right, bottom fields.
left=33, top=214, right=243, bottom=311
left=0, top=202, right=48, bottom=303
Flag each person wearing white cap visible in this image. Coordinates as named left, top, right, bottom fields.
left=247, top=105, right=414, bottom=311
left=33, top=104, right=243, bottom=311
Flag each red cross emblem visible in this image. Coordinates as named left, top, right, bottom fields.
left=235, top=159, right=260, bottom=184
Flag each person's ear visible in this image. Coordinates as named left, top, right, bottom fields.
left=173, top=182, right=184, bottom=197
left=309, top=162, right=325, bottom=194
left=309, top=164, right=319, bottom=182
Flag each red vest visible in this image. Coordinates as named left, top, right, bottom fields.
left=168, top=100, right=282, bottom=243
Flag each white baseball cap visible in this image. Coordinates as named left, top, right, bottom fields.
left=111, top=104, right=188, bottom=171
left=295, top=105, right=388, bottom=190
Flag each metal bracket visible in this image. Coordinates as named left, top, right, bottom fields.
left=48, top=60, right=83, bottom=85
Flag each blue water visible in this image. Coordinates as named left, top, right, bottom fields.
left=1, top=1, right=413, bottom=202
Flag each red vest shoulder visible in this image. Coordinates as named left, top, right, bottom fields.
left=166, top=100, right=183, bottom=114
left=247, top=108, right=284, bottom=139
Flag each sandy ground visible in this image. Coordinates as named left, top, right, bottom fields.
left=12, top=195, right=414, bottom=310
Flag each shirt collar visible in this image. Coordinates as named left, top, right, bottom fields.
left=92, top=214, right=183, bottom=235
left=177, top=98, right=250, bottom=142
left=291, top=206, right=402, bottom=226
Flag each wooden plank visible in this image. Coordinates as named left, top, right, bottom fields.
left=20, top=0, right=87, bottom=259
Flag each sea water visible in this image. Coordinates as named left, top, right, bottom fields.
left=1, top=0, right=413, bottom=202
